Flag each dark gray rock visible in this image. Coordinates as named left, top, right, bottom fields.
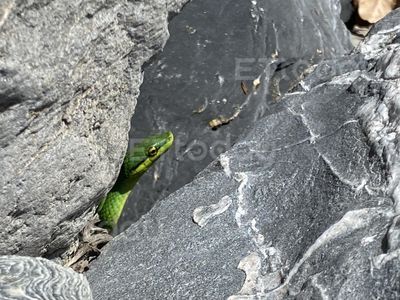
left=120, top=0, right=353, bottom=231
left=87, top=8, right=400, bottom=300
left=0, top=255, right=92, bottom=299
left=0, top=0, right=188, bottom=256
left=340, top=0, right=354, bottom=23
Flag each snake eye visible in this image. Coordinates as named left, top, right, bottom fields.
left=148, top=146, right=158, bottom=157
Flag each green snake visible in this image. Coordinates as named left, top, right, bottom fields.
left=97, top=131, right=174, bottom=230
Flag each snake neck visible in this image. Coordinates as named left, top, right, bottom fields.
left=96, top=172, right=142, bottom=230
left=111, top=170, right=142, bottom=194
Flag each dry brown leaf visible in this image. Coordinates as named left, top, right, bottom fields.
left=353, top=0, right=398, bottom=23
left=240, top=81, right=249, bottom=95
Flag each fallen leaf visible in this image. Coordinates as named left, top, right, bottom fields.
left=240, top=81, right=249, bottom=95
left=354, top=0, right=398, bottom=23
left=209, top=108, right=241, bottom=130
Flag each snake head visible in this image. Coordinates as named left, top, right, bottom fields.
left=122, top=131, right=174, bottom=178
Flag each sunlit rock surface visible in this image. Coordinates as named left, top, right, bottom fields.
left=0, top=0, right=188, bottom=256
left=88, top=8, right=400, bottom=300
left=0, top=256, right=92, bottom=300
left=120, top=0, right=352, bottom=231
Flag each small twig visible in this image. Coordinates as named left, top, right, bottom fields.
left=63, top=215, right=112, bottom=273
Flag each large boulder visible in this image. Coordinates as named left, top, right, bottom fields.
left=119, top=0, right=353, bottom=230
left=87, top=8, right=400, bottom=300
left=0, top=0, right=188, bottom=256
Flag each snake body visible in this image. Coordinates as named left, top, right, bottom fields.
left=97, top=131, right=174, bottom=229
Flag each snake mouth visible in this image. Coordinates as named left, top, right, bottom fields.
left=165, top=131, right=174, bottom=146
left=122, top=131, right=175, bottom=178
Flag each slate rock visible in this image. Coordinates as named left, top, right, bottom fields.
left=0, top=255, right=92, bottom=300
left=340, top=0, right=354, bottom=23
left=87, top=8, right=400, bottom=300
left=120, top=0, right=353, bottom=230
left=0, top=0, right=188, bottom=256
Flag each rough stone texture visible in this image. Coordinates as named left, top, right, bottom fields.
left=120, top=0, right=353, bottom=231
left=0, top=255, right=92, bottom=299
left=0, top=0, right=189, bottom=256
left=88, top=9, right=400, bottom=300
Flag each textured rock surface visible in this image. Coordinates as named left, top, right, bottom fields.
left=0, top=0, right=188, bottom=256
left=0, top=255, right=92, bottom=299
left=88, top=9, right=400, bottom=300
left=120, top=0, right=353, bottom=230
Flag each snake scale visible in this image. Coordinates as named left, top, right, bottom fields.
left=97, top=131, right=174, bottom=230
